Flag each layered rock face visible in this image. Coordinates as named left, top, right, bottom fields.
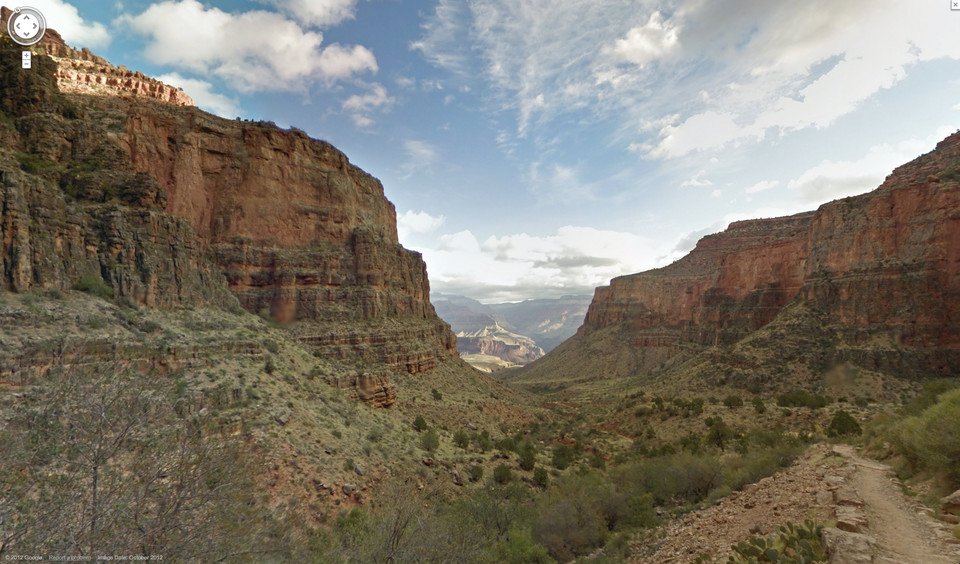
left=0, top=30, right=458, bottom=403
left=1, top=7, right=194, bottom=107
left=582, top=212, right=813, bottom=367
left=457, top=322, right=545, bottom=366
left=575, top=132, right=960, bottom=379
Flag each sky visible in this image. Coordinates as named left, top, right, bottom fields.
left=19, top=0, right=960, bottom=302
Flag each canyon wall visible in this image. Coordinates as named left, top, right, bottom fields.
left=0, top=28, right=458, bottom=402
left=536, top=132, right=960, bottom=383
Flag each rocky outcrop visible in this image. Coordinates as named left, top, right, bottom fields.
left=0, top=7, right=194, bottom=107
left=457, top=322, right=544, bottom=366
left=0, top=168, right=235, bottom=309
left=0, top=30, right=459, bottom=404
left=327, top=370, right=397, bottom=408
left=579, top=212, right=813, bottom=373
left=531, top=131, right=960, bottom=386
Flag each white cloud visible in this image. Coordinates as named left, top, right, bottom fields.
left=788, top=128, right=955, bottom=204
left=680, top=170, right=713, bottom=188
left=31, top=0, right=110, bottom=47
left=414, top=226, right=657, bottom=302
left=397, top=210, right=446, bottom=244
left=400, top=140, right=440, bottom=179
left=256, top=0, right=357, bottom=27
left=409, top=0, right=469, bottom=71
left=414, top=0, right=960, bottom=161
left=118, top=0, right=376, bottom=92
left=711, top=189, right=722, bottom=198
left=652, top=111, right=754, bottom=159
left=156, top=73, right=240, bottom=117
left=342, top=83, right=393, bottom=128
left=606, top=11, right=679, bottom=67
left=745, top=180, right=779, bottom=194
left=646, top=1, right=960, bottom=158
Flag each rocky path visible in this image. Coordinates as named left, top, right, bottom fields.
left=629, top=444, right=960, bottom=563
left=832, top=444, right=956, bottom=564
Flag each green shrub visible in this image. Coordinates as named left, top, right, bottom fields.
left=493, top=464, right=512, bottom=484
left=827, top=410, right=862, bottom=437
left=263, top=355, right=276, bottom=375
left=469, top=465, right=484, bottom=482
left=421, top=428, right=440, bottom=453
left=533, top=467, right=549, bottom=488
left=453, top=430, right=470, bottom=449
left=618, top=452, right=721, bottom=506
left=73, top=275, right=114, bottom=300
left=776, top=390, right=829, bottom=409
left=888, top=388, right=960, bottom=484
left=491, top=527, right=553, bottom=564
left=431, top=388, right=443, bottom=401
left=723, top=395, right=744, bottom=409
left=496, top=437, right=517, bottom=454
left=752, top=396, right=766, bottom=414
left=551, top=444, right=575, bottom=470
left=518, top=442, right=536, bottom=471
left=413, top=415, right=427, bottom=432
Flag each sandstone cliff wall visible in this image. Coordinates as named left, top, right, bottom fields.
left=575, top=132, right=960, bottom=379
left=0, top=31, right=458, bottom=403
left=583, top=212, right=813, bottom=350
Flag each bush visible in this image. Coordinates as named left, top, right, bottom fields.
left=518, top=442, right=536, bottom=471
left=887, top=388, right=960, bottom=485
left=431, top=388, right=443, bottom=401
left=776, top=390, right=829, bottom=409
left=828, top=410, right=862, bottom=437
left=421, top=428, right=440, bottom=452
left=469, top=465, right=484, bottom=482
left=263, top=355, right=277, bottom=375
left=752, top=396, right=767, bottom=414
left=413, top=415, right=427, bottom=432
left=552, top=444, right=575, bottom=470
left=472, top=430, right=492, bottom=452
left=724, top=395, right=744, bottom=409
left=493, top=464, right=512, bottom=484
left=73, top=275, right=114, bottom=300
left=453, top=430, right=470, bottom=449
left=533, top=467, right=549, bottom=488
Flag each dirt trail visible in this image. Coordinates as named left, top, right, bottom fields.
left=833, top=444, right=956, bottom=564
left=629, top=444, right=960, bottom=563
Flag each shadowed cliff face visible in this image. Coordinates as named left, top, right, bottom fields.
left=0, top=31, right=458, bottom=404
left=528, top=131, right=960, bottom=386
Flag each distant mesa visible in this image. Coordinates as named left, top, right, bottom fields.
left=433, top=294, right=591, bottom=371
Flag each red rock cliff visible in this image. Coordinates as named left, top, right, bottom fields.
left=583, top=211, right=813, bottom=347
left=578, top=131, right=960, bottom=378
left=0, top=30, right=458, bottom=403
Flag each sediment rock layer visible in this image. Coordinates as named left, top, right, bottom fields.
left=558, top=132, right=960, bottom=381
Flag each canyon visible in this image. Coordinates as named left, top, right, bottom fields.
left=518, top=131, right=960, bottom=392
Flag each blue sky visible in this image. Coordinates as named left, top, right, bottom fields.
left=23, top=0, right=960, bottom=302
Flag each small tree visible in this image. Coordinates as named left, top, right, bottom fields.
left=412, top=415, right=427, bottom=432
left=752, top=396, right=767, bottom=414
left=493, top=464, right=512, bottom=484
left=723, top=395, right=744, bottom=409
left=532, top=467, right=549, bottom=488
left=827, top=410, right=862, bottom=437
left=453, top=430, right=470, bottom=450
left=518, top=442, right=536, bottom=471
left=469, top=465, right=484, bottom=482
left=421, top=428, right=440, bottom=452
